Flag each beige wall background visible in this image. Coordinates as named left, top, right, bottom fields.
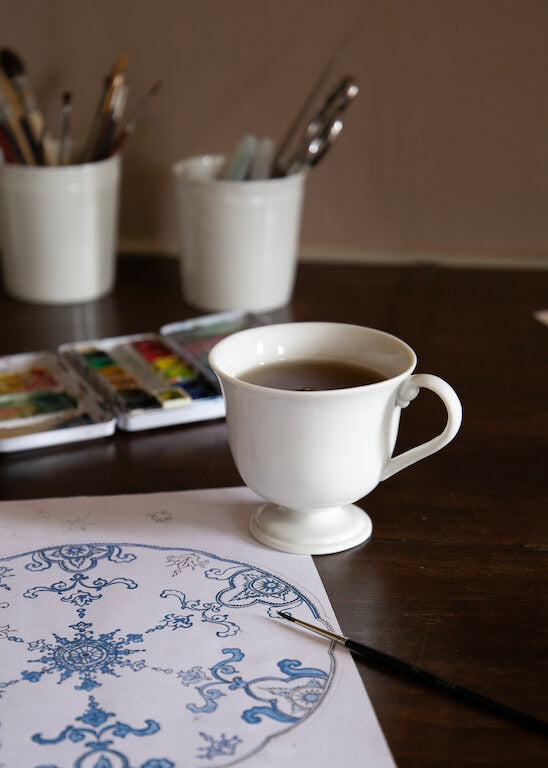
left=2, top=0, right=548, bottom=265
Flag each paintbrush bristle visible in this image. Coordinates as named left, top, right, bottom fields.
left=0, top=48, right=25, bottom=78
left=114, top=53, right=130, bottom=74
left=277, top=611, right=294, bottom=621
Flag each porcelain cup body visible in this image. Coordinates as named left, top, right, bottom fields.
left=209, top=322, right=462, bottom=553
left=0, top=154, right=120, bottom=304
left=172, top=155, right=305, bottom=313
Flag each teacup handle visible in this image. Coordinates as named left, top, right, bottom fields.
left=381, top=374, right=462, bottom=481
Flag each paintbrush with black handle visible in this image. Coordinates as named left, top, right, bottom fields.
left=277, top=611, right=548, bottom=735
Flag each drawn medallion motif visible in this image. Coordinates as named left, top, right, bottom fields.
left=0, top=542, right=335, bottom=766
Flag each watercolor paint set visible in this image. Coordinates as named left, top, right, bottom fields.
left=0, top=311, right=263, bottom=453
left=0, top=350, right=116, bottom=452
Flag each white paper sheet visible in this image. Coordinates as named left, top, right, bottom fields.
left=0, top=487, right=395, bottom=767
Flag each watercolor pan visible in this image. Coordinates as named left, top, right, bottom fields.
left=0, top=351, right=116, bottom=452
left=60, top=332, right=222, bottom=431
left=62, top=312, right=263, bottom=431
left=160, top=310, right=265, bottom=386
left=0, top=312, right=263, bottom=452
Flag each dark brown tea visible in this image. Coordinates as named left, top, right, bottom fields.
left=239, top=359, right=387, bottom=391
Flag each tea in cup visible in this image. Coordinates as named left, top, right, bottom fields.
left=209, top=322, right=462, bottom=554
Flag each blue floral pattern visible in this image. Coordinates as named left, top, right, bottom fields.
left=25, top=544, right=136, bottom=573
left=0, top=565, right=14, bottom=591
left=0, top=542, right=334, bottom=765
left=32, top=695, right=174, bottom=768
left=22, top=621, right=145, bottom=690
left=24, top=573, right=138, bottom=618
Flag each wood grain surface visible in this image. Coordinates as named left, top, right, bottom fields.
left=0, top=256, right=546, bottom=766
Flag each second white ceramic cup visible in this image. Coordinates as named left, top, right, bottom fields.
left=0, top=154, right=120, bottom=304
left=172, top=155, right=306, bottom=313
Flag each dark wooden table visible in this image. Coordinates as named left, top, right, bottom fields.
left=1, top=256, right=546, bottom=766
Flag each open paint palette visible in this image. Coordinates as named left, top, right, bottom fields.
left=0, top=311, right=263, bottom=452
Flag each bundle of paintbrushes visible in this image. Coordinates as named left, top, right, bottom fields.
left=221, top=36, right=358, bottom=181
left=0, top=48, right=161, bottom=166
left=221, top=72, right=358, bottom=182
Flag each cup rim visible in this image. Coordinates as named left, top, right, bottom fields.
left=171, top=154, right=306, bottom=187
left=0, top=152, right=120, bottom=175
left=208, top=321, right=417, bottom=396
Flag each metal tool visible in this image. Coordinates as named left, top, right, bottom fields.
left=280, top=76, right=358, bottom=175
left=286, top=116, right=344, bottom=175
left=272, top=33, right=351, bottom=176
left=305, top=76, right=358, bottom=139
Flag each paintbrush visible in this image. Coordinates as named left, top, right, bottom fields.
left=223, top=134, right=258, bottom=180
left=101, top=54, right=129, bottom=115
left=106, top=79, right=162, bottom=156
left=249, top=136, right=275, bottom=180
left=277, top=611, right=548, bottom=735
left=0, top=101, right=24, bottom=163
left=58, top=91, right=72, bottom=164
left=0, top=47, right=45, bottom=162
left=91, top=74, right=126, bottom=161
left=93, top=77, right=129, bottom=160
left=93, top=55, right=129, bottom=160
left=81, top=54, right=129, bottom=162
left=0, top=69, right=36, bottom=164
left=80, top=75, right=110, bottom=162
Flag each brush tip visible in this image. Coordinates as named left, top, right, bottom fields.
left=115, top=53, right=130, bottom=72
left=0, top=47, right=24, bottom=77
left=277, top=611, right=293, bottom=621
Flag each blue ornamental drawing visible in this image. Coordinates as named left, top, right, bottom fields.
left=0, top=542, right=335, bottom=766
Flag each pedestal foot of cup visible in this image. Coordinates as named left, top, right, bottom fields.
left=249, top=502, right=373, bottom=555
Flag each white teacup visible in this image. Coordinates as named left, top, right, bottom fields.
left=209, top=322, right=462, bottom=554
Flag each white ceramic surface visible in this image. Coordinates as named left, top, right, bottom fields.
left=172, top=155, right=306, bottom=312
left=209, top=322, right=462, bottom=554
left=0, top=154, right=120, bottom=304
